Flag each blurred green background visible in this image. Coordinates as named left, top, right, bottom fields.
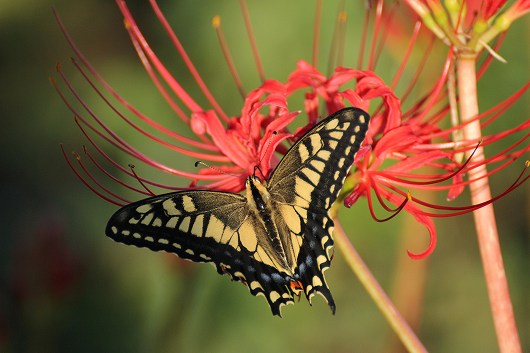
left=1, top=0, right=529, bottom=352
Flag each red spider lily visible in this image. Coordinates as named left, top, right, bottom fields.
left=57, top=0, right=529, bottom=261
left=281, top=53, right=530, bottom=259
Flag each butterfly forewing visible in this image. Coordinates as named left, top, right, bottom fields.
left=267, top=107, right=370, bottom=311
left=106, top=107, right=370, bottom=316
left=107, top=191, right=248, bottom=260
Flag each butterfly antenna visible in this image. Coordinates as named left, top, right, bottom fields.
left=129, top=164, right=156, bottom=196
left=194, top=161, right=245, bottom=180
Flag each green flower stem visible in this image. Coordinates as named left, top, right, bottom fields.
left=456, top=56, right=522, bottom=353
left=333, top=220, right=428, bottom=353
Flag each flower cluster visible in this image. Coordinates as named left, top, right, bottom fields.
left=57, top=0, right=529, bottom=260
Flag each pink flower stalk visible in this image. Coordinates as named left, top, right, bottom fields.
left=401, top=0, right=529, bottom=351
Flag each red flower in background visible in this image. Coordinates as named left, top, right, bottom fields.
left=279, top=54, right=529, bottom=259
left=56, top=0, right=529, bottom=261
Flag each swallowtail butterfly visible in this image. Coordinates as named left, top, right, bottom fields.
left=106, top=107, right=370, bottom=316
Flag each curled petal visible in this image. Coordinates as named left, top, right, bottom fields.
left=286, top=60, right=328, bottom=92
left=385, top=192, right=437, bottom=260
left=404, top=203, right=437, bottom=260
left=340, top=89, right=369, bottom=112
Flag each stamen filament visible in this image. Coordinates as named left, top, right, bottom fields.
left=67, top=60, right=230, bottom=161
left=146, top=0, right=230, bottom=122
left=239, top=0, right=266, bottom=83
left=83, top=146, right=153, bottom=196
left=129, top=164, right=157, bottom=196
left=60, top=144, right=126, bottom=206
left=212, top=16, right=246, bottom=99
left=312, top=0, right=323, bottom=68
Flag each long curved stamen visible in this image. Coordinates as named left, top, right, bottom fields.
left=372, top=179, right=411, bottom=216
left=82, top=146, right=153, bottom=197
left=390, top=21, right=422, bottom=90
left=212, top=16, right=246, bottom=99
left=66, top=60, right=231, bottom=162
left=312, top=0, right=323, bottom=68
left=382, top=164, right=530, bottom=216
left=367, top=0, right=384, bottom=71
left=73, top=114, right=224, bottom=181
left=61, top=145, right=127, bottom=206
left=326, top=4, right=347, bottom=76
left=116, top=1, right=204, bottom=116
left=145, top=0, right=230, bottom=122
left=129, top=164, right=157, bottom=197
left=239, top=0, right=266, bottom=83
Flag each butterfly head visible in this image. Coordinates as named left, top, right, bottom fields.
left=245, top=175, right=271, bottom=212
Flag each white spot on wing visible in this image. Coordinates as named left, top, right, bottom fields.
left=166, top=217, right=178, bottom=229
left=311, top=160, right=326, bottom=173
left=163, top=199, right=181, bottom=216
left=206, top=214, right=225, bottom=241
left=317, top=255, right=328, bottom=267
left=238, top=221, right=258, bottom=251
left=250, top=281, right=263, bottom=291
left=298, top=143, right=310, bottom=162
left=329, top=131, right=343, bottom=140
left=191, top=214, right=204, bottom=236
left=136, top=204, right=153, bottom=213
left=312, top=276, right=323, bottom=287
left=141, top=212, right=154, bottom=225
left=269, top=291, right=281, bottom=303
left=182, top=195, right=196, bottom=212
left=281, top=205, right=301, bottom=234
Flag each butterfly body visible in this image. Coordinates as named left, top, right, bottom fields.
left=106, top=107, right=370, bottom=316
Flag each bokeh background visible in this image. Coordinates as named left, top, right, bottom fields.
left=1, top=0, right=529, bottom=352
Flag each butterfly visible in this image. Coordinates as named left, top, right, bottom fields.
left=106, top=107, right=370, bottom=316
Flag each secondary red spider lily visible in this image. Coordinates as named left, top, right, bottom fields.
left=57, top=0, right=529, bottom=261
left=285, top=54, right=530, bottom=259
